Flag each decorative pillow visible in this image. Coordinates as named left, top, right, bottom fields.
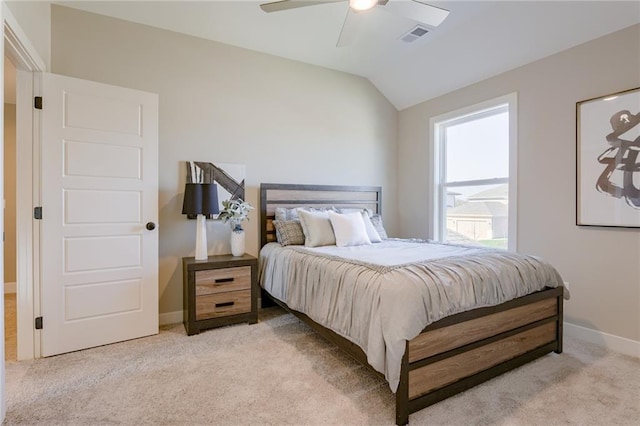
left=275, top=207, right=300, bottom=221
left=361, top=212, right=382, bottom=243
left=273, top=220, right=305, bottom=246
left=297, top=209, right=336, bottom=247
left=336, top=207, right=373, bottom=217
left=369, top=214, right=388, bottom=239
left=328, top=211, right=371, bottom=247
left=275, top=206, right=335, bottom=221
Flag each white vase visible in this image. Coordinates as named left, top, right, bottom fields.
left=230, top=229, right=245, bottom=257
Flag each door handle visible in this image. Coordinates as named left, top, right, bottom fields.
left=146, top=222, right=156, bottom=231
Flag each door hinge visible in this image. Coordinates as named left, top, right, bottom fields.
left=34, top=96, right=43, bottom=110
left=34, top=206, right=43, bottom=220
left=35, top=317, right=43, bottom=330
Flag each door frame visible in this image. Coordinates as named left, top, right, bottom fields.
left=3, top=3, right=46, bottom=361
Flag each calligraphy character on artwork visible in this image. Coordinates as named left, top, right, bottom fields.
left=596, top=109, right=640, bottom=208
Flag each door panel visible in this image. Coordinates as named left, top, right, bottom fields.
left=64, top=235, right=142, bottom=272
left=64, top=91, right=142, bottom=135
left=64, top=140, right=142, bottom=179
left=40, top=72, right=158, bottom=356
left=64, top=279, right=142, bottom=321
left=64, top=190, right=141, bottom=224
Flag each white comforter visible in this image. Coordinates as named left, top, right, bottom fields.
left=259, top=239, right=566, bottom=392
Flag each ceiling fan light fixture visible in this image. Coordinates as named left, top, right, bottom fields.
left=349, top=0, right=378, bottom=12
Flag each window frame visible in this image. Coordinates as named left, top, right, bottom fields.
left=429, top=93, right=518, bottom=251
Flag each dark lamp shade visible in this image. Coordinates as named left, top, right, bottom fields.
left=182, top=183, right=220, bottom=216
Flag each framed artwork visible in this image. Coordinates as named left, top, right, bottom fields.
left=576, top=87, right=640, bottom=227
left=185, top=161, right=246, bottom=219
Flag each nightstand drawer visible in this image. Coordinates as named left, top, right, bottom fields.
left=195, top=290, right=251, bottom=320
left=195, top=266, right=251, bottom=295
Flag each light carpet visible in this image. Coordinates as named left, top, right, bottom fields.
left=4, top=307, right=640, bottom=425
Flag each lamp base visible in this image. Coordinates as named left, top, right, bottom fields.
left=195, top=214, right=208, bottom=260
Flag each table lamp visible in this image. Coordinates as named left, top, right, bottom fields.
left=182, top=183, right=219, bottom=260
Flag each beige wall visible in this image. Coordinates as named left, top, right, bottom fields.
left=51, top=6, right=398, bottom=316
left=3, top=103, right=15, bottom=284
left=5, top=1, right=51, bottom=69
left=398, top=24, right=640, bottom=342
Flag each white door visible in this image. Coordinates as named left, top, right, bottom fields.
left=40, top=72, right=159, bottom=356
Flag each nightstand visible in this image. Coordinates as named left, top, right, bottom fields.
left=182, top=254, right=258, bottom=336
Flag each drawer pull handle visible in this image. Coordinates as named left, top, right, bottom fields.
left=215, top=301, right=235, bottom=308
left=215, top=278, right=234, bottom=284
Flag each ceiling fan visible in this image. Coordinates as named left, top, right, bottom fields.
left=259, top=0, right=450, bottom=47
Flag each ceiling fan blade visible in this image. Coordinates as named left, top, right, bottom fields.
left=260, top=0, right=344, bottom=13
left=380, top=0, right=449, bottom=27
left=336, top=7, right=364, bottom=47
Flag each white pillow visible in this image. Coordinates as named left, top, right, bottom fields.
left=297, top=209, right=336, bottom=247
left=328, top=211, right=371, bottom=247
left=361, top=211, right=382, bottom=243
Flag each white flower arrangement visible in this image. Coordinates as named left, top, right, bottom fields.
left=218, top=198, right=254, bottom=232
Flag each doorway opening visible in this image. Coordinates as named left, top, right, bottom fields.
left=3, top=55, right=16, bottom=361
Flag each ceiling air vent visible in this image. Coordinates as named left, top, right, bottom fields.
left=400, top=25, right=430, bottom=43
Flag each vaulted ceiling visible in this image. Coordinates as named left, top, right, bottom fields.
left=54, top=1, right=640, bottom=110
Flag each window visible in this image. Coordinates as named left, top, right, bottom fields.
left=430, top=94, right=517, bottom=250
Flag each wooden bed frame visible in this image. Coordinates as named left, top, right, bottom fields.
left=259, top=183, right=563, bottom=425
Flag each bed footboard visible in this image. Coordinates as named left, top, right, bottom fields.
left=395, top=286, right=563, bottom=425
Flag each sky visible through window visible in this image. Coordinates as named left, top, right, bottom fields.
left=446, top=111, right=509, bottom=195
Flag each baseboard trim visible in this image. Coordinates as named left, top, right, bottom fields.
left=564, top=322, right=640, bottom=358
left=4, top=282, right=16, bottom=293
left=159, top=310, right=183, bottom=326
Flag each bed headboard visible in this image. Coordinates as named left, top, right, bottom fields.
left=260, top=183, right=382, bottom=248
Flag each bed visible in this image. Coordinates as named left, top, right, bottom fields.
left=259, top=183, right=565, bottom=425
